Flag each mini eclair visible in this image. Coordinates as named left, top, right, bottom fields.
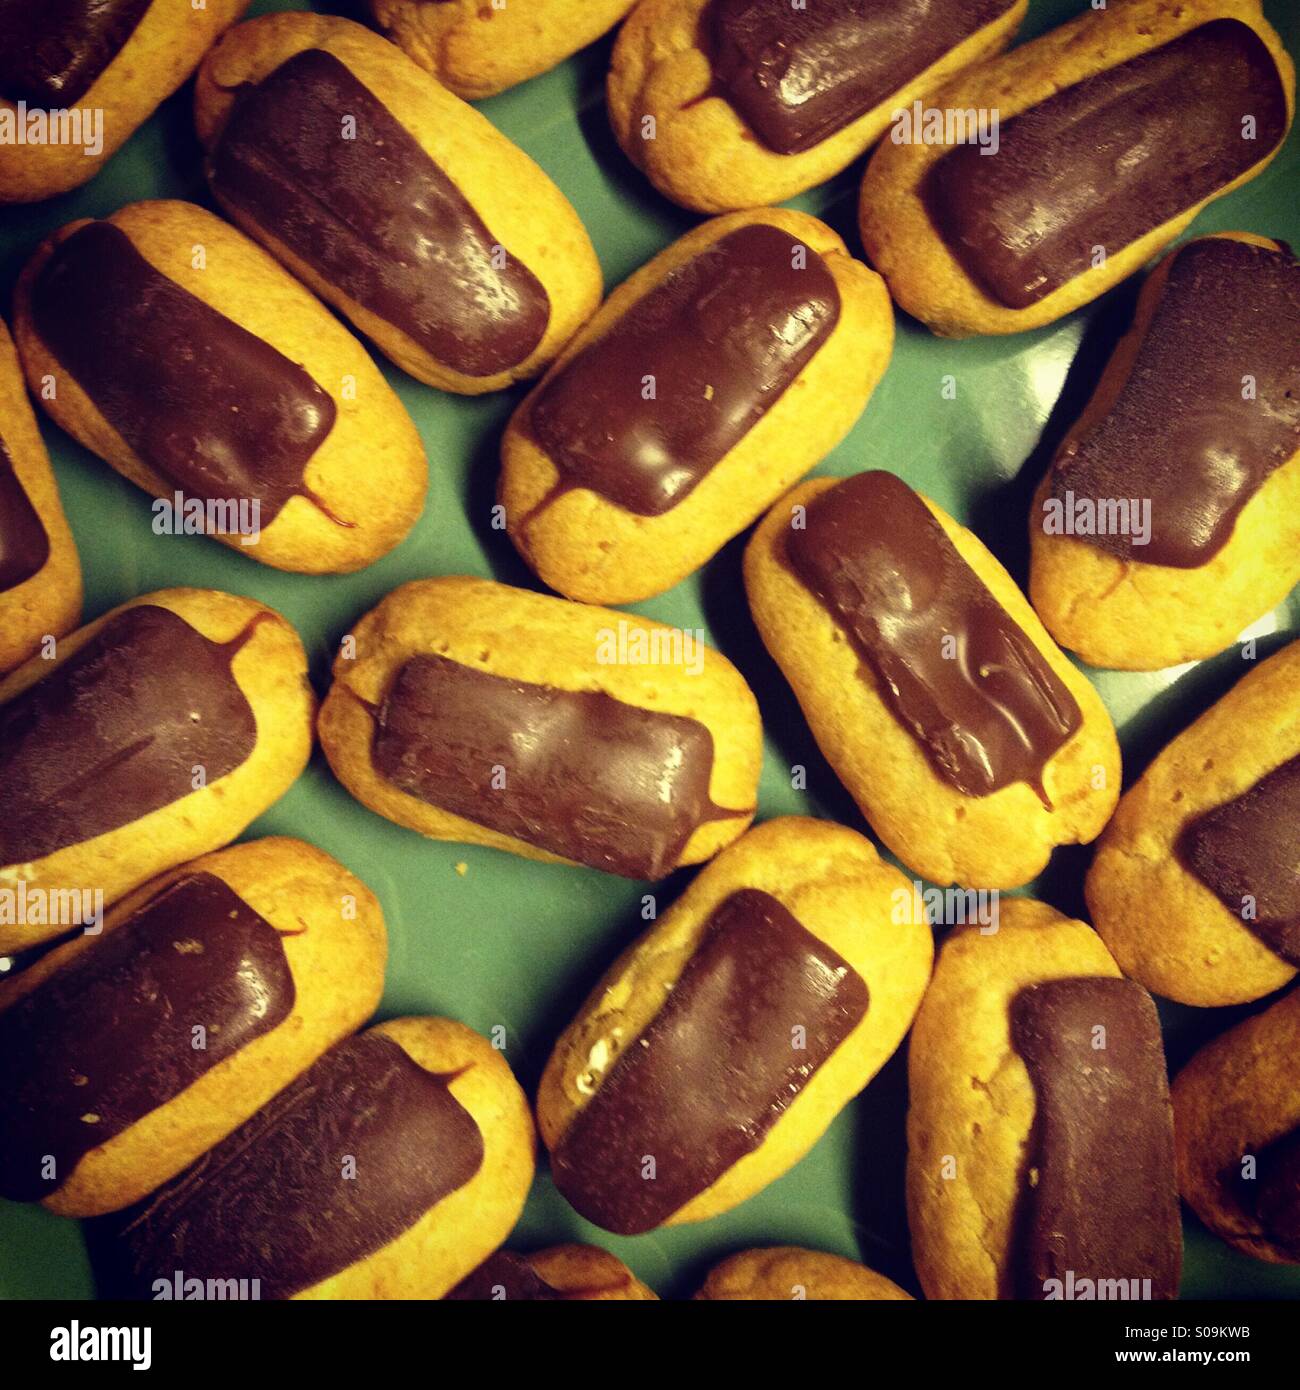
left=1173, top=986, right=1300, bottom=1264
left=537, top=817, right=933, bottom=1233
left=745, top=470, right=1120, bottom=889
left=500, top=210, right=893, bottom=604
left=0, top=0, right=251, bottom=203
left=0, top=588, right=314, bottom=954
left=195, top=13, right=602, bottom=394
left=609, top=0, right=1026, bottom=213
left=14, top=200, right=427, bottom=575
left=106, top=1018, right=536, bottom=1299
left=1087, top=640, right=1300, bottom=1007
left=1031, top=234, right=1300, bottom=671
left=0, top=839, right=386, bottom=1217
left=318, top=576, right=761, bottom=880
left=859, top=0, right=1294, bottom=336
left=908, top=900, right=1182, bottom=1300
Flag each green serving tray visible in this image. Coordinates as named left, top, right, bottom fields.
left=2, top=0, right=1298, bottom=1302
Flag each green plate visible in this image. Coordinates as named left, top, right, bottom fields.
left=2, top=0, right=1298, bottom=1302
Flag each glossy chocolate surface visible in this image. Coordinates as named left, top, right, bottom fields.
left=1049, top=238, right=1300, bottom=567
left=788, top=470, right=1081, bottom=804
left=709, top=0, right=1016, bottom=154
left=0, top=437, right=50, bottom=592
left=31, top=221, right=336, bottom=524
left=209, top=48, right=549, bottom=378
left=550, top=888, right=868, bottom=1234
left=0, top=605, right=258, bottom=865
left=112, top=1033, right=484, bottom=1299
left=372, top=653, right=737, bottom=879
left=927, top=20, right=1288, bottom=308
left=1011, top=977, right=1181, bottom=1300
left=529, top=223, right=839, bottom=516
left=0, top=0, right=151, bottom=106
left=1176, top=753, right=1300, bottom=966
left=0, top=873, right=294, bottom=1203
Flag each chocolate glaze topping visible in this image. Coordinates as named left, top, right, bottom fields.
left=709, top=0, right=1016, bottom=155
left=551, top=888, right=868, bottom=1235
left=371, top=653, right=742, bottom=880
left=1011, top=977, right=1181, bottom=1300
left=31, top=221, right=337, bottom=526
left=528, top=223, right=839, bottom=517
left=209, top=48, right=550, bottom=378
left=927, top=20, right=1288, bottom=308
left=1049, top=238, right=1300, bottom=567
left=1175, top=753, right=1300, bottom=966
left=111, top=1033, right=485, bottom=1300
left=0, top=605, right=259, bottom=866
left=788, top=470, right=1081, bottom=804
left=0, top=873, right=294, bottom=1202
left=0, top=0, right=152, bottom=106
left=0, top=437, right=50, bottom=592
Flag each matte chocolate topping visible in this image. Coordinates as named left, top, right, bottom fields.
left=209, top=48, right=550, bottom=378
left=528, top=223, right=839, bottom=517
left=372, top=653, right=741, bottom=880
left=0, top=0, right=151, bottom=106
left=446, top=1252, right=563, bottom=1301
left=709, top=0, right=1016, bottom=155
left=927, top=20, right=1288, bottom=309
left=1010, top=977, right=1181, bottom=1300
left=788, top=470, right=1082, bottom=804
left=1246, top=1129, right=1300, bottom=1258
left=1049, top=238, right=1300, bottom=567
left=0, top=604, right=258, bottom=866
left=0, top=873, right=294, bottom=1203
left=550, top=888, right=868, bottom=1235
left=0, top=437, right=50, bottom=593
left=113, top=1033, right=484, bottom=1300
left=1175, top=753, right=1300, bottom=966
left=31, top=221, right=337, bottom=526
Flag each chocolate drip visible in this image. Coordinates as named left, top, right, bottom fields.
left=1011, top=977, right=1181, bottom=1300
left=31, top=221, right=338, bottom=527
left=1049, top=238, right=1300, bottom=567
left=709, top=0, right=1016, bottom=155
left=0, top=605, right=259, bottom=865
left=788, top=470, right=1081, bottom=805
left=0, top=0, right=151, bottom=106
left=111, top=1033, right=485, bottom=1300
left=1175, top=753, right=1300, bottom=965
left=0, top=437, right=50, bottom=592
left=0, top=873, right=294, bottom=1202
left=551, top=888, right=868, bottom=1234
left=371, top=654, right=744, bottom=880
left=527, top=223, right=839, bottom=518
left=209, top=48, right=550, bottom=378
left=927, top=20, right=1288, bottom=308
